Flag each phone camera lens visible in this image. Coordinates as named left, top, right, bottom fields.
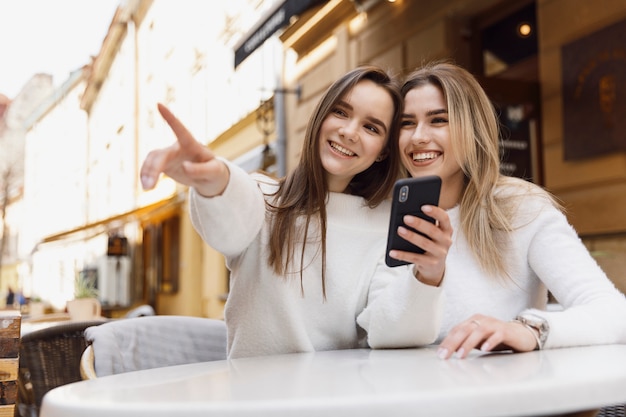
left=399, top=185, right=408, bottom=202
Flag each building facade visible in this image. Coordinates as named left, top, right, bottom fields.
left=6, top=0, right=626, bottom=317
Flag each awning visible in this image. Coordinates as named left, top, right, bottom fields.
left=37, top=193, right=186, bottom=246
left=234, top=0, right=327, bottom=68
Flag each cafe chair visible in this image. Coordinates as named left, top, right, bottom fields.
left=123, top=304, right=155, bottom=318
left=598, top=404, right=626, bottom=417
left=80, top=315, right=227, bottom=379
left=18, top=319, right=109, bottom=417
left=21, top=312, right=71, bottom=324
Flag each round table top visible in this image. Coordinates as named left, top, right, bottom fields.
left=41, top=344, right=626, bottom=417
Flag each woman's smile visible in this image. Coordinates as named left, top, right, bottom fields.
left=328, top=140, right=357, bottom=157
left=410, top=150, right=441, bottom=163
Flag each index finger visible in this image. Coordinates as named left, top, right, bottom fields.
left=157, top=103, right=198, bottom=149
left=438, top=322, right=482, bottom=359
left=422, top=205, right=452, bottom=232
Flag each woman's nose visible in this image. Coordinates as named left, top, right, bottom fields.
left=411, top=125, right=431, bottom=144
left=339, top=119, right=359, bottom=142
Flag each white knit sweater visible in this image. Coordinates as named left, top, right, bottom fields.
left=439, top=183, right=626, bottom=348
left=189, top=161, right=444, bottom=358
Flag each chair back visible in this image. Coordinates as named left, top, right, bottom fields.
left=18, top=319, right=108, bottom=414
left=123, top=304, right=155, bottom=318
left=81, top=315, right=227, bottom=379
left=598, top=404, right=626, bottom=417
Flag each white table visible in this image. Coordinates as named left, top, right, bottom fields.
left=40, top=345, right=626, bottom=417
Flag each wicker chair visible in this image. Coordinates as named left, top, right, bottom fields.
left=18, top=319, right=108, bottom=417
left=598, top=405, right=626, bottom=417
left=80, top=315, right=227, bottom=379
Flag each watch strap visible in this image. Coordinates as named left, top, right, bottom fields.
left=513, top=313, right=549, bottom=350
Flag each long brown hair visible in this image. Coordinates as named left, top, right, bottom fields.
left=267, top=66, right=403, bottom=296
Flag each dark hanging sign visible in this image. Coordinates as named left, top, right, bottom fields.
left=107, top=236, right=129, bottom=257
left=234, top=0, right=325, bottom=68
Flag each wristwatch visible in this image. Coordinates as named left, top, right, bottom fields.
left=513, top=313, right=550, bottom=350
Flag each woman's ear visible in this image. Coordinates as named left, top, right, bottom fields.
left=376, top=151, right=388, bottom=162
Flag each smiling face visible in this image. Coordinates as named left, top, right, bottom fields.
left=319, top=79, right=394, bottom=193
left=399, top=84, right=465, bottom=209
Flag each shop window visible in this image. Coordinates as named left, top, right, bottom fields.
left=160, top=216, right=180, bottom=294
left=471, top=1, right=542, bottom=184
left=142, top=215, right=180, bottom=296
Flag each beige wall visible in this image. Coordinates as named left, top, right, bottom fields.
left=285, top=0, right=626, bottom=233
left=536, top=0, right=626, bottom=294
left=537, top=0, right=626, bottom=235
left=280, top=0, right=626, bottom=294
left=186, top=0, right=626, bottom=317
left=156, top=202, right=203, bottom=316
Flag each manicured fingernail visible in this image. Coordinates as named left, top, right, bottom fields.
left=141, top=175, right=154, bottom=189
left=421, top=205, right=432, bottom=213
left=437, top=347, right=448, bottom=359
left=480, top=342, right=490, bottom=352
left=456, top=348, right=465, bottom=358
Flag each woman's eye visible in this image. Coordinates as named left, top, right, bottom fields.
left=332, top=108, right=348, bottom=117
left=364, top=124, right=380, bottom=134
left=432, top=117, right=448, bottom=124
left=400, top=119, right=415, bottom=128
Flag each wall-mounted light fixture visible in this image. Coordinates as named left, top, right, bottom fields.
left=517, top=22, right=532, bottom=38
left=256, top=98, right=277, bottom=172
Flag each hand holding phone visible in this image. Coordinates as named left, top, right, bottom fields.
left=385, top=176, right=441, bottom=267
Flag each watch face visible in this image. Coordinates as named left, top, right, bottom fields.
left=522, top=314, right=548, bottom=330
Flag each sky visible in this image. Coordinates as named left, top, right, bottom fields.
left=0, top=0, right=120, bottom=99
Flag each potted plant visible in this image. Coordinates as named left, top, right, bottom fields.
left=66, top=273, right=102, bottom=320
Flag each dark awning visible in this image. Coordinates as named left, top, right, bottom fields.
left=37, top=193, right=185, bottom=247
left=234, top=0, right=326, bottom=68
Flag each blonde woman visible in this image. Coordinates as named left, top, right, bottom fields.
left=393, top=60, right=626, bottom=360
left=141, top=66, right=451, bottom=359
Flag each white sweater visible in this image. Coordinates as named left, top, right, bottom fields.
left=189, top=161, right=444, bottom=358
left=439, top=183, right=626, bottom=348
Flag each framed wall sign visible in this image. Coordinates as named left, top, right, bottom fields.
left=561, top=19, right=626, bottom=160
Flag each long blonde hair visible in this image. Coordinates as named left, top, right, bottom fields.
left=402, top=61, right=560, bottom=278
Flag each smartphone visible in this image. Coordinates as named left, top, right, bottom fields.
left=385, top=176, right=442, bottom=267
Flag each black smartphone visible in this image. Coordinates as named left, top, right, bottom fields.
left=385, top=176, right=442, bottom=267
